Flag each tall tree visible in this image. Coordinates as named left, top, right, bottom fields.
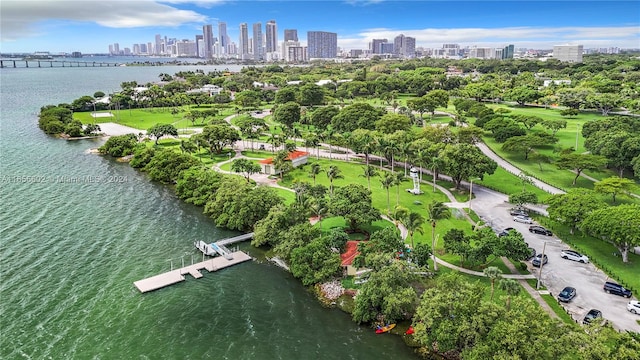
left=273, top=101, right=301, bottom=128
left=442, top=143, right=498, bottom=189
left=483, top=266, right=503, bottom=302
left=380, top=172, right=395, bottom=213
left=360, top=165, right=378, bottom=191
left=426, top=201, right=451, bottom=271
left=147, top=123, right=178, bottom=145
left=308, top=162, right=322, bottom=185
left=326, top=165, right=343, bottom=197
left=555, top=153, right=608, bottom=185
left=330, top=184, right=379, bottom=232
left=231, top=158, right=261, bottom=182
left=547, top=189, right=606, bottom=234
left=498, top=279, right=521, bottom=311
left=582, top=204, right=640, bottom=263
left=401, top=211, right=425, bottom=249
left=594, top=176, right=636, bottom=203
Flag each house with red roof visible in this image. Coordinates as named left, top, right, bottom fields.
left=259, top=150, right=309, bottom=175
left=341, top=240, right=361, bottom=276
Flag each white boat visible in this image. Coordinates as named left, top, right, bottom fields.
left=194, top=240, right=217, bottom=256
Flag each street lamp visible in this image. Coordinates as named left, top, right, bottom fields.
left=537, top=241, right=547, bottom=290
left=469, top=177, right=481, bottom=215
left=575, top=123, right=580, bottom=152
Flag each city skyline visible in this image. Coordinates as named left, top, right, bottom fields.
left=1, top=1, right=639, bottom=53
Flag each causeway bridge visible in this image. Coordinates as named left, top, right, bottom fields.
left=133, top=233, right=254, bottom=293
left=0, top=60, right=121, bottom=68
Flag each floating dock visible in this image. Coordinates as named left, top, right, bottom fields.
left=133, top=251, right=251, bottom=293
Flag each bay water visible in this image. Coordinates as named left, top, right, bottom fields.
left=0, top=64, right=417, bottom=359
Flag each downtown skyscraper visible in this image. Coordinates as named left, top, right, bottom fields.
left=218, top=22, right=228, bottom=54
left=265, top=20, right=278, bottom=53
left=239, top=23, right=249, bottom=60
left=252, top=22, right=263, bottom=61
left=202, top=24, right=214, bottom=59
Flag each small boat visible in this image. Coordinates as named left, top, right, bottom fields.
left=405, top=326, right=414, bottom=335
left=375, top=323, right=396, bottom=334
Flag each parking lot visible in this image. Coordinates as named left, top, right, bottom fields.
left=472, top=186, right=640, bottom=332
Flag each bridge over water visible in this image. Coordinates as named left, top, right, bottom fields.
left=0, top=59, right=121, bottom=68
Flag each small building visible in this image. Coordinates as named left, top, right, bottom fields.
left=259, top=150, right=309, bottom=175
left=341, top=241, right=360, bottom=276
left=186, top=84, right=223, bottom=96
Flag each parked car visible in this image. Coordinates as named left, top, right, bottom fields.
left=603, top=281, right=632, bottom=298
left=509, top=207, right=528, bottom=216
left=498, top=227, right=515, bottom=237
left=513, top=215, right=533, bottom=224
left=528, top=225, right=552, bottom=236
left=627, top=301, right=640, bottom=314
left=560, top=249, right=589, bottom=263
left=558, top=286, right=577, bottom=302
left=531, top=254, right=548, bottom=267
left=583, top=309, right=602, bottom=325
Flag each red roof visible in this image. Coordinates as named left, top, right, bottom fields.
left=259, top=150, right=309, bottom=165
left=341, top=241, right=360, bottom=266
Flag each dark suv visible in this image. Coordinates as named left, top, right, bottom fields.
left=603, top=281, right=632, bottom=298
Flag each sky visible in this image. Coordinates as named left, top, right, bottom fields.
left=1, top=0, right=639, bottom=53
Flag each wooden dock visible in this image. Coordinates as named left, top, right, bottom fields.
left=133, top=251, right=252, bottom=293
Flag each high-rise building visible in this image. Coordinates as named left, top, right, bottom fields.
left=380, top=43, right=394, bottom=54
left=176, top=40, right=197, bottom=57
left=252, top=22, right=263, bottom=60
left=502, top=44, right=514, bottom=59
left=265, top=20, right=278, bottom=54
left=155, top=34, right=162, bottom=55
left=203, top=25, right=214, bottom=59
left=287, top=46, right=307, bottom=62
left=553, top=44, right=583, bottom=63
left=307, top=31, right=337, bottom=59
left=239, top=23, right=249, bottom=60
left=442, top=43, right=460, bottom=57
left=284, top=29, right=298, bottom=42
left=394, top=34, right=416, bottom=58
left=113, top=43, right=120, bottom=55
left=108, top=44, right=114, bottom=55
left=371, top=39, right=387, bottom=54
left=195, top=35, right=203, bottom=57
left=218, top=22, right=228, bottom=50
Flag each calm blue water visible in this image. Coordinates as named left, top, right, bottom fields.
left=0, top=65, right=417, bottom=359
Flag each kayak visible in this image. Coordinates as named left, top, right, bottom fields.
left=375, top=323, right=396, bottom=334
left=405, top=326, right=414, bottom=335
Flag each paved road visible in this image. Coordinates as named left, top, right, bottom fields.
left=472, top=185, right=639, bottom=332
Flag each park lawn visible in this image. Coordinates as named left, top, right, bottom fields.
left=477, top=167, right=553, bottom=202
left=240, top=150, right=271, bottom=159
left=540, top=294, right=578, bottom=326
left=537, top=218, right=640, bottom=295
left=75, top=106, right=236, bottom=130
left=273, top=187, right=296, bottom=205
left=483, top=135, right=598, bottom=192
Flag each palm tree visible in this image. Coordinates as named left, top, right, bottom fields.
left=391, top=205, right=409, bottom=226
left=402, top=211, right=425, bottom=249
left=399, top=141, right=413, bottom=177
left=360, top=165, right=378, bottom=191
left=306, top=197, right=328, bottom=231
left=326, top=165, right=343, bottom=198
left=499, top=279, right=521, bottom=311
left=308, top=163, right=322, bottom=185
left=426, top=201, right=451, bottom=271
left=323, top=128, right=336, bottom=160
left=380, top=172, right=395, bottom=213
left=483, top=266, right=503, bottom=302
left=428, top=156, right=444, bottom=193
left=393, top=172, right=406, bottom=206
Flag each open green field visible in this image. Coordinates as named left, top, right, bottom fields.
left=477, top=167, right=553, bottom=202
left=480, top=105, right=640, bottom=190
left=74, top=105, right=236, bottom=130
left=279, top=158, right=472, bottom=254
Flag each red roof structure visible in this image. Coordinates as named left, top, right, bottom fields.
left=341, top=241, right=360, bottom=266
left=259, top=150, right=309, bottom=165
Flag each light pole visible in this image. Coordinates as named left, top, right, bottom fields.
left=575, top=123, right=580, bottom=151
left=536, top=241, right=547, bottom=289
left=469, top=177, right=481, bottom=215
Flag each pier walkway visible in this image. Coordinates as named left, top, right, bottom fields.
left=133, top=233, right=255, bottom=293
left=133, top=251, right=251, bottom=293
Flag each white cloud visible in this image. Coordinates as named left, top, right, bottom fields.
left=0, top=0, right=208, bottom=42
left=338, top=26, right=640, bottom=50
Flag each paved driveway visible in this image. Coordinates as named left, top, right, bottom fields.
left=472, top=186, right=639, bottom=332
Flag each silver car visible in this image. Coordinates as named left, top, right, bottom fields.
left=560, top=249, right=589, bottom=263
left=513, top=215, right=533, bottom=224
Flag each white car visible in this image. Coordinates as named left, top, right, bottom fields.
left=628, top=301, right=640, bottom=314
left=513, top=215, right=533, bottom=224
left=560, top=249, right=589, bottom=263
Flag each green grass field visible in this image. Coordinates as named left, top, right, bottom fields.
left=74, top=105, right=236, bottom=130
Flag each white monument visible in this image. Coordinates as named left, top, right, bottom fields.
left=406, top=167, right=423, bottom=195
